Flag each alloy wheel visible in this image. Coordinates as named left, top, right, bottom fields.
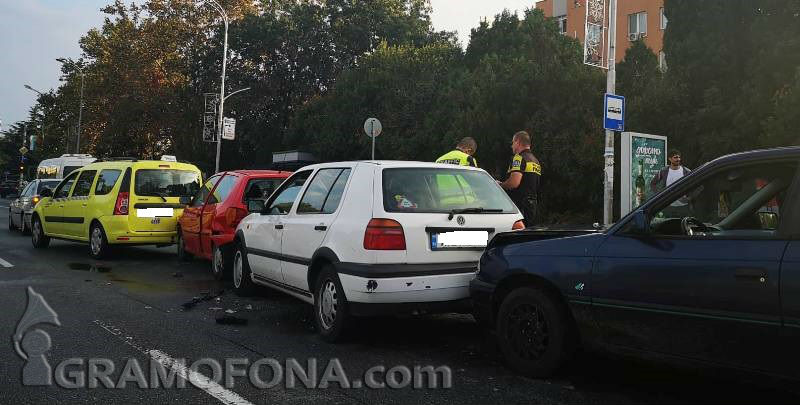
left=505, top=303, right=549, bottom=360
left=91, top=227, right=103, bottom=256
left=32, top=220, right=40, bottom=243
left=213, top=246, right=223, bottom=276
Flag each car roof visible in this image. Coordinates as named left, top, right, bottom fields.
left=692, top=146, right=800, bottom=173
left=224, top=170, right=293, bottom=178
left=296, top=160, right=486, bottom=172
left=79, top=160, right=201, bottom=172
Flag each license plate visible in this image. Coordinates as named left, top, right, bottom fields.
left=430, top=231, right=489, bottom=250
left=137, top=208, right=174, bottom=218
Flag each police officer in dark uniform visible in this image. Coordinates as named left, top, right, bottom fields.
left=500, top=131, right=541, bottom=226
left=435, top=137, right=478, bottom=167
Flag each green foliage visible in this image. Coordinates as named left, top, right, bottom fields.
left=12, top=0, right=800, bottom=224
left=289, top=9, right=607, bottom=223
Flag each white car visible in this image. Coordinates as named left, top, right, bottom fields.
left=233, top=161, right=524, bottom=341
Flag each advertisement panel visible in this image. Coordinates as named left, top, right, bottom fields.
left=620, top=132, right=668, bottom=216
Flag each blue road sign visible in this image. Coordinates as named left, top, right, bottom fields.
left=604, top=93, right=625, bottom=131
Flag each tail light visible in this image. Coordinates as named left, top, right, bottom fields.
left=512, top=220, right=526, bottom=230
left=364, top=218, right=406, bottom=250
left=225, top=207, right=249, bottom=228
left=114, top=192, right=129, bottom=215
left=114, top=168, right=132, bottom=216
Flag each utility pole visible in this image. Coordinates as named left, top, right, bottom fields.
left=56, top=58, right=85, bottom=154
left=195, top=0, right=230, bottom=174
left=603, top=0, right=618, bottom=227
left=77, top=72, right=84, bottom=153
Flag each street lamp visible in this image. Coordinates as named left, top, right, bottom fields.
left=195, top=0, right=229, bottom=173
left=56, top=57, right=85, bottom=154
left=24, top=84, right=46, bottom=144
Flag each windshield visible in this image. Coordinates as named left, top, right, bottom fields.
left=37, top=181, right=61, bottom=194
left=134, top=169, right=201, bottom=198
left=382, top=168, right=517, bottom=214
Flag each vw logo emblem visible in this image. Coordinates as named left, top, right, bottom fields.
left=456, top=215, right=466, bottom=226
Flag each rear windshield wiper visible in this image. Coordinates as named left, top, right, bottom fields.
left=448, top=207, right=503, bottom=220
left=139, top=192, right=168, bottom=202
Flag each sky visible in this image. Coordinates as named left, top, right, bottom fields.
left=0, top=0, right=539, bottom=130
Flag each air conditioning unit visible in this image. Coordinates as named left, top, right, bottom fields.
left=628, top=33, right=639, bottom=41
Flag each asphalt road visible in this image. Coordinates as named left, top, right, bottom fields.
left=1, top=197, right=798, bottom=404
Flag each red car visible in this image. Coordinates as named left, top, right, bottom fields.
left=177, top=170, right=292, bottom=279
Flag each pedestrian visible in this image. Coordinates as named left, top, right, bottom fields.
left=499, top=131, right=541, bottom=227
left=436, top=137, right=478, bottom=167
left=650, top=149, right=691, bottom=217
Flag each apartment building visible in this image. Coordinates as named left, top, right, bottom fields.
left=536, top=0, right=668, bottom=70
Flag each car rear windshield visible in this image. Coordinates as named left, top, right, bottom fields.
left=134, top=169, right=200, bottom=198
left=37, top=181, right=60, bottom=194
left=382, top=168, right=517, bottom=213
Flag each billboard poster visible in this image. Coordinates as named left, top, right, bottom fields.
left=620, top=132, right=668, bottom=216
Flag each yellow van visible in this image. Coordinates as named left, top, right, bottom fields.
left=31, top=157, right=202, bottom=259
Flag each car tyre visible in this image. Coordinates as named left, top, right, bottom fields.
left=31, top=215, right=50, bottom=248
left=176, top=228, right=191, bottom=262
left=8, top=212, right=16, bottom=231
left=314, top=265, right=353, bottom=343
left=89, top=222, right=112, bottom=259
left=211, top=244, right=231, bottom=280
left=232, top=243, right=257, bottom=296
left=496, top=287, right=576, bottom=378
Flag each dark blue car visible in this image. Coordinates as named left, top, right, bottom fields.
left=471, top=146, right=800, bottom=378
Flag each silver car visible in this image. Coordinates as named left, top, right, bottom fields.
left=8, top=179, right=60, bottom=234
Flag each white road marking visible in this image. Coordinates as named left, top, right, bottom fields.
left=149, top=349, right=255, bottom=405
left=94, top=320, right=254, bottom=405
left=0, top=257, right=13, bottom=268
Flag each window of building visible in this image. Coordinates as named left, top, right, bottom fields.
left=658, top=51, right=668, bottom=73
left=660, top=7, right=668, bottom=30
left=628, top=11, right=647, bottom=39
left=557, top=16, right=567, bottom=34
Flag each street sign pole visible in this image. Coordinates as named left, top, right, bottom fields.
left=363, top=118, right=382, bottom=160
left=603, top=0, right=618, bottom=227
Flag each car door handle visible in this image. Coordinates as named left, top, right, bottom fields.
left=735, top=268, right=767, bottom=282
left=82, top=204, right=88, bottom=207
left=274, top=224, right=284, bottom=230
left=314, top=225, right=327, bottom=231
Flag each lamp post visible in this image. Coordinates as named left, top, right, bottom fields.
left=56, top=58, right=85, bottom=154
left=24, top=84, right=47, bottom=144
left=196, top=0, right=229, bottom=173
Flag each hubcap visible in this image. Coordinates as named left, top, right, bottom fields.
left=213, top=247, right=223, bottom=275
left=91, top=227, right=102, bottom=255
left=505, top=303, right=549, bottom=360
left=318, top=280, right=338, bottom=330
left=233, top=251, right=243, bottom=288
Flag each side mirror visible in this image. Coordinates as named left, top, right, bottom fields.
left=758, top=212, right=779, bottom=230
left=40, top=188, right=53, bottom=198
left=179, top=196, right=192, bottom=205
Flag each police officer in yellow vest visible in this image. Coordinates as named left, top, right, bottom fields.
left=500, top=131, right=541, bottom=226
left=436, top=137, right=478, bottom=168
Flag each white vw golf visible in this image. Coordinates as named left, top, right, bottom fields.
left=233, top=161, right=524, bottom=341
